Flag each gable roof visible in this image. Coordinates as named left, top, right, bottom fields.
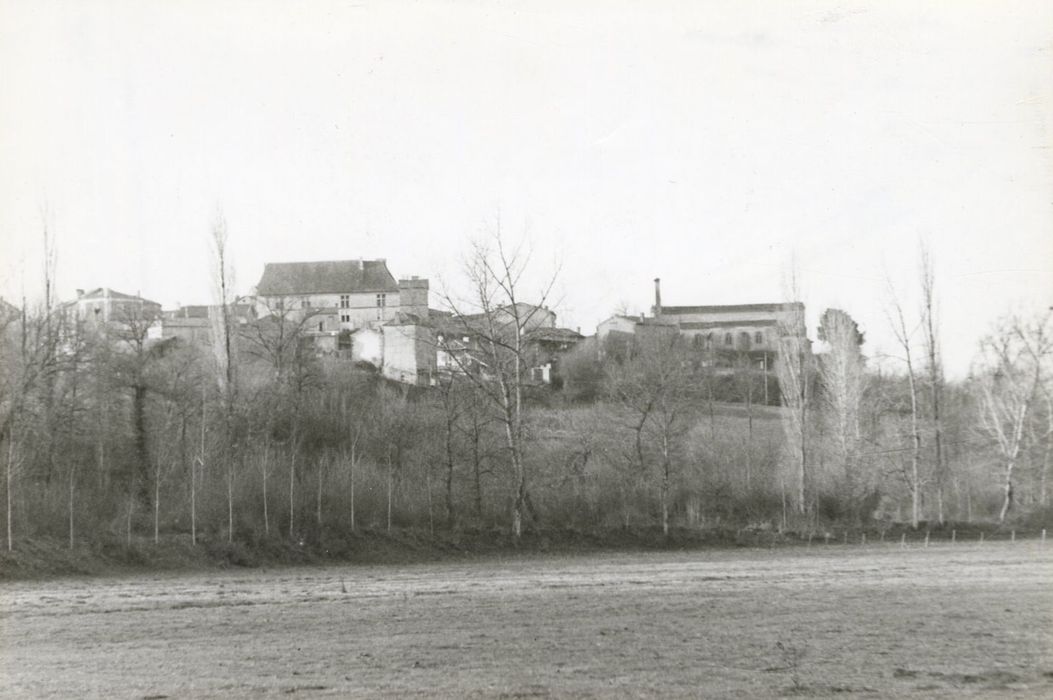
left=256, top=260, right=399, bottom=296
left=78, top=288, right=161, bottom=306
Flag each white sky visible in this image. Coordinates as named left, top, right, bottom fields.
left=1, top=0, right=1051, bottom=377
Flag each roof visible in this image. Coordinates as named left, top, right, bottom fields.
left=256, top=260, right=399, bottom=296
left=679, top=320, right=779, bottom=330
left=528, top=327, right=584, bottom=343
left=164, top=303, right=255, bottom=320
left=659, top=302, right=804, bottom=315
left=78, top=288, right=161, bottom=306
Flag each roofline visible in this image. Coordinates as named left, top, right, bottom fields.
left=262, top=258, right=389, bottom=266
left=660, top=302, right=804, bottom=314
left=256, top=288, right=397, bottom=295
left=679, top=320, right=781, bottom=329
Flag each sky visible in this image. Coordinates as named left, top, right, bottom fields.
left=1, top=0, right=1051, bottom=377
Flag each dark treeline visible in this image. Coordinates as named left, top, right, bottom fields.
left=1, top=233, right=1051, bottom=553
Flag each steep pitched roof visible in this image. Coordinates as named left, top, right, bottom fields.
left=256, top=260, right=399, bottom=296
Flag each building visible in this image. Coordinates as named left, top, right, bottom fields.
left=381, top=317, right=438, bottom=386
left=525, top=326, right=585, bottom=385
left=70, top=288, right=162, bottom=328
left=254, top=259, right=429, bottom=332
left=159, top=304, right=256, bottom=345
left=595, top=278, right=808, bottom=373
left=434, top=303, right=582, bottom=385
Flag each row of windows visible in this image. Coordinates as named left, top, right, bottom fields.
left=289, top=293, right=387, bottom=312
left=691, top=331, right=766, bottom=348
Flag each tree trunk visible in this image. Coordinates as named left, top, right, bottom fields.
left=386, top=454, right=394, bottom=534
left=316, top=457, right=324, bottom=529
left=349, top=445, right=356, bottom=533
left=68, top=468, right=75, bottom=549
left=259, top=452, right=267, bottom=534
left=226, top=469, right=234, bottom=543
left=426, top=465, right=434, bottom=535
left=5, top=437, right=11, bottom=552
left=289, top=451, right=296, bottom=539
left=472, top=431, right=483, bottom=520
left=126, top=496, right=134, bottom=546
left=133, top=383, right=150, bottom=506
left=445, top=423, right=455, bottom=528
left=154, top=466, right=160, bottom=545
left=660, top=434, right=671, bottom=536
left=746, top=387, right=754, bottom=494
left=999, top=461, right=1015, bottom=523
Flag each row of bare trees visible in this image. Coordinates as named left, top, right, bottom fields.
left=2, top=227, right=1052, bottom=553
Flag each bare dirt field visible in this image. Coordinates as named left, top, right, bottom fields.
left=1, top=543, right=1051, bottom=698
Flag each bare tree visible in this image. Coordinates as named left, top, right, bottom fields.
left=775, top=299, right=811, bottom=516
left=607, top=329, right=693, bottom=535
left=886, top=280, right=924, bottom=529
left=209, top=211, right=241, bottom=542
left=919, top=243, right=947, bottom=523
left=973, top=313, right=1051, bottom=522
left=438, top=234, right=558, bottom=538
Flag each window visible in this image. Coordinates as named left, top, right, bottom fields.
left=339, top=294, right=350, bottom=309
left=318, top=322, right=324, bottom=332
left=376, top=293, right=386, bottom=320
left=340, top=313, right=351, bottom=323
left=754, top=331, right=764, bottom=345
left=301, top=298, right=311, bottom=309
left=724, top=333, right=733, bottom=346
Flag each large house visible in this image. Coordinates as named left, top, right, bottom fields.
left=253, top=259, right=427, bottom=333
left=252, top=258, right=436, bottom=383
left=69, top=288, right=162, bottom=331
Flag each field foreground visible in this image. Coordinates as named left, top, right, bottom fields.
left=1, top=544, right=1051, bottom=698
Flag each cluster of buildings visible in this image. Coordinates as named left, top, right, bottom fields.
left=57, top=261, right=806, bottom=389
left=597, top=278, right=806, bottom=374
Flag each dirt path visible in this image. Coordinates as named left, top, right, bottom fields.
left=2, top=544, right=1051, bottom=698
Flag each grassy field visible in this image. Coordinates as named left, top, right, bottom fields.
left=1, top=543, right=1051, bottom=698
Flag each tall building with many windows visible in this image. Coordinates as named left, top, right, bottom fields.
left=253, top=259, right=428, bottom=332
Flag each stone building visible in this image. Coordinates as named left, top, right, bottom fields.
left=159, top=304, right=256, bottom=345
left=71, top=288, right=162, bottom=328
left=596, top=278, right=808, bottom=373
left=253, top=258, right=430, bottom=355
left=254, top=259, right=429, bottom=332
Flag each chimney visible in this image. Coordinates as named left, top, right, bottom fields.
left=76, top=289, right=84, bottom=298
left=653, top=278, right=662, bottom=316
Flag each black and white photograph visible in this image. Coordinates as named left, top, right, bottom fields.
left=1, top=1, right=1051, bottom=697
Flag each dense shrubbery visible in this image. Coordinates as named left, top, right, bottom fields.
left=2, top=239, right=1051, bottom=555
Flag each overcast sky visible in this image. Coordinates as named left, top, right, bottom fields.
left=1, top=0, right=1051, bottom=377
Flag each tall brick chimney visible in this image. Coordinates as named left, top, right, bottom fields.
left=653, top=278, right=662, bottom=317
